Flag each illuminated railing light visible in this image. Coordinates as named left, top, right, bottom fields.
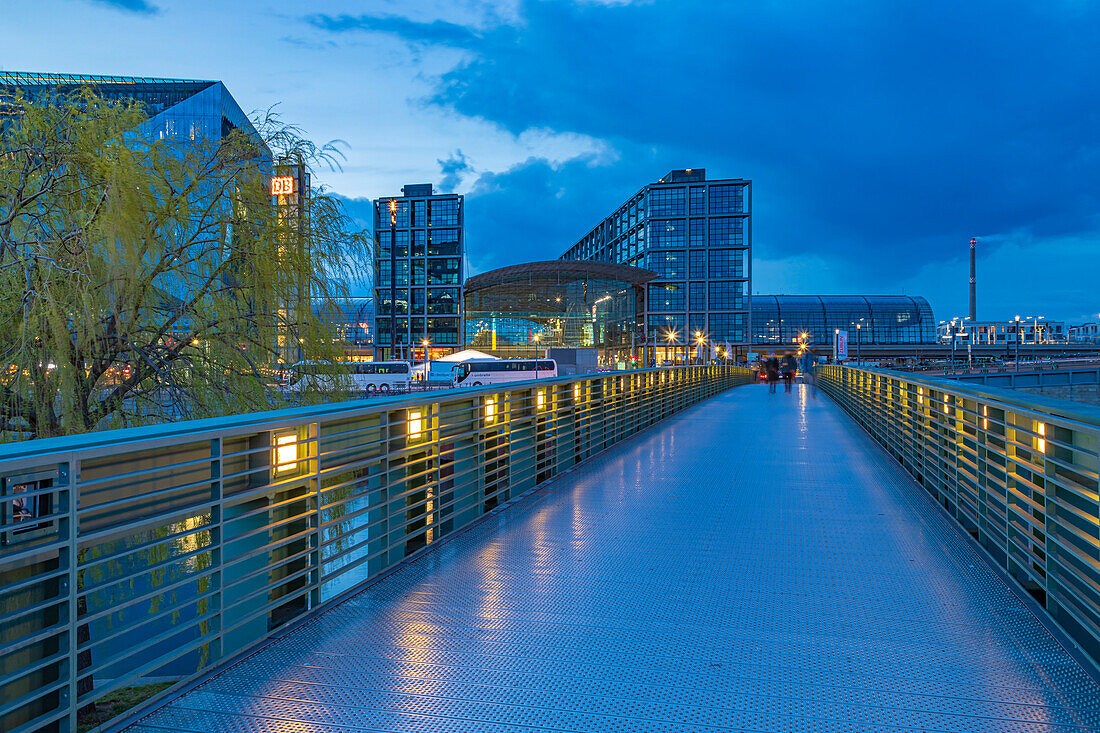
left=1038, top=422, right=1046, bottom=453
left=574, top=383, right=581, bottom=401
left=484, top=397, right=496, bottom=422
left=982, top=405, right=988, bottom=430
left=537, top=390, right=546, bottom=411
left=408, top=410, right=423, bottom=441
left=274, top=433, right=298, bottom=474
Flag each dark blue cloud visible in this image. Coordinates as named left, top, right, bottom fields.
left=306, top=13, right=480, bottom=47
left=319, top=0, right=1100, bottom=320
left=437, top=149, right=471, bottom=192
left=84, top=0, right=158, bottom=13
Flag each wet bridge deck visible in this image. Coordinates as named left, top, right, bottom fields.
left=130, top=384, right=1100, bottom=732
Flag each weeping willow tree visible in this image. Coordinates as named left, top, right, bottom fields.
left=0, top=91, right=371, bottom=439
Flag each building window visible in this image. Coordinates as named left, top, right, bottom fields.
left=377, top=200, right=410, bottom=228
left=648, top=250, right=686, bottom=279
left=428, top=258, right=461, bottom=285
left=689, top=313, right=707, bottom=336
left=708, top=249, right=744, bottom=279
left=709, top=217, right=744, bottom=247
left=430, top=199, right=461, bottom=226
left=708, top=185, right=744, bottom=214
left=689, top=219, right=706, bottom=248
left=428, top=228, right=460, bottom=256
left=648, top=314, right=686, bottom=336
left=648, top=284, right=685, bottom=312
left=710, top=313, right=745, bottom=341
left=689, top=282, right=706, bottom=311
left=708, top=281, right=744, bottom=310
left=689, top=187, right=706, bottom=215
left=649, top=219, right=686, bottom=249
left=648, top=187, right=686, bottom=217
left=689, top=249, right=706, bottom=279
left=427, top=288, right=459, bottom=314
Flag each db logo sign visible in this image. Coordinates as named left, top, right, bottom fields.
left=271, top=176, right=295, bottom=196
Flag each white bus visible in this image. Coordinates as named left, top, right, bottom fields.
left=452, top=359, right=557, bottom=387
left=287, top=361, right=412, bottom=394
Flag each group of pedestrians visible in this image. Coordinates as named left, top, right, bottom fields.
left=762, top=349, right=817, bottom=396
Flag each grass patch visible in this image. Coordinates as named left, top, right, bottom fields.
left=77, top=682, right=175, bottom=733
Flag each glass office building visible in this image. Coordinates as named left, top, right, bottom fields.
left=0, top=71, right=273, bottom=307
left=463, top=261, right=654, bottom=361
left=374, top=184, right=464, bottom=360
left=0, top=71, right=267, bottom=152
left=313, top=296, right=375, bottom=361
left=559, top=169, right=751, bottom=356
left=752, top=295, right=935, bottom=347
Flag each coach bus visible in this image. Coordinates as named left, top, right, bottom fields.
left=452, top=359, right=557, bottom=387
left=287, top=361, right=412, bottom=394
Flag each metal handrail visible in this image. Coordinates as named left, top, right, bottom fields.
left=818, top=364, right=1100, bottom=666
left=0, top=364, right=751, bottom=733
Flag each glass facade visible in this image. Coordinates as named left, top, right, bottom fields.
left=0, top=71, right=272, bottom=308
left=463, top=261, right=653, bottom=361
left=374, top=184, right=464, bottom=359
left=313, top=297, right=375, bottom=360
left=559, top=169, right=751, bottom=349
left=0, top=71, right=265, bottom=152
left=752, top=296, right=936, bottom=346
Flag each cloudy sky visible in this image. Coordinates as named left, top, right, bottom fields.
left=7, top=0, right=1100, bottom=322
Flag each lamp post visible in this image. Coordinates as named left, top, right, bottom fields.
left=388, top=199, right=398, bottom=361
left=533, top=333, right=541, bottom=379
left=949, top=324, right=955, bottom=374
left=855, top=323, right=862, bottom=366
left=421, top=338, right=430, bottom=389
left=1014, top=315, right=1021, bottom=371
left=834, top=328, right=839, bottom=363
left=665, top=329, right=678, bottom=365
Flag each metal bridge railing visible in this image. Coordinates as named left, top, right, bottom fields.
left=818, top=364, right=1100, bottom=663
left=0, top=365, right=752, bottom=733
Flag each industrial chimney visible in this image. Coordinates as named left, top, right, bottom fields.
left=969, top=237, right=977, bottom=322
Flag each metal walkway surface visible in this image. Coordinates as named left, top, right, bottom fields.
left=129, top=384, right=1100, bottom=733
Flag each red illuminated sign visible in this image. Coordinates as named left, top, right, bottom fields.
left=271, top=176, right=295, bottom=196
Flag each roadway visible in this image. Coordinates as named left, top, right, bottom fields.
left=127, top=382, right=1100, bottom=732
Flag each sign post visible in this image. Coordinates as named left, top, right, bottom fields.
left=834, top=330, right=849, bottom=362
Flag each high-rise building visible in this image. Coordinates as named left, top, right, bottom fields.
left=559, top=169, right=751, bottom=362
left=373, top=184, right=464, bottom=360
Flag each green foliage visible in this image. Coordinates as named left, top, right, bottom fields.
left=0, top=91, right=371, bottom=438
left=76, top=681, right=175, bottom=733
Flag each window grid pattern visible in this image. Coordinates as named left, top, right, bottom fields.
left=559, top=178, right=750, bottom=345
left=374, top=193, right=464, bottom=351
left=751, top=296, right=935, bottom=345
left=648, top=187, right=686, bottom=217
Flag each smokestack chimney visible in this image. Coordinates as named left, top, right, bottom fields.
left=969, top=237, right=977, bottom=323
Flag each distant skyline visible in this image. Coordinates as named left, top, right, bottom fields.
left=6, top=0, right=1100, bottom=323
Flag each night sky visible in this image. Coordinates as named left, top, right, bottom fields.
left=8, top=0, right=1100, bottom=323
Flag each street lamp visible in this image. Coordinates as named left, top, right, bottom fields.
left=665, top=329, right=678, bottom=365
left=533, top=333, right=541, bottom=378
left=421, top=338, right=430, bottom=388
left=855, top=323, right=862, bottom=365
left=1014, top=315, right=1021, bottom=371
left=695, top=331, right=706, bottom=364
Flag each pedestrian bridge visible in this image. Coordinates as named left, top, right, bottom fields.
left=4, top=366, right=1100, bottom=732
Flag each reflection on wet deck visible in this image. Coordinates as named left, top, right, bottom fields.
left=130, top=384, right=1100, bottom=733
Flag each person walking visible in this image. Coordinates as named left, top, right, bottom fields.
left=765, top=354, right=779, bottom=394
left=800, top=347, right=817, bottom=398
left=781, top=351, right=796, bottom=393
